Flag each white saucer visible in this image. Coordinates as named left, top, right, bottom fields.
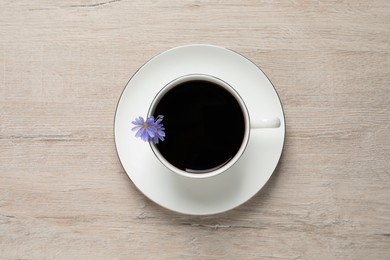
left=114, top=44, right=285, bottom=215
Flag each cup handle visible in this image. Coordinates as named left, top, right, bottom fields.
left=251, top=117, right=281, bottom=129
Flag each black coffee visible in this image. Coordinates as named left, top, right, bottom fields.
left=152, top=79, right=245, bottom=173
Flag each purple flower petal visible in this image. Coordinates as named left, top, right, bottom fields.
left=157, top=129, right=165, bottom=136
left=141, top=131, right=150, bottom=141
left=146, top=128, right=155, bottom=137
left=131, top=125, right=142, bottom=132
left=135, top=129, right=144, bottom=138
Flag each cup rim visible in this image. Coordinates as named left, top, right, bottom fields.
left=148, top=73, right=251, bottom=179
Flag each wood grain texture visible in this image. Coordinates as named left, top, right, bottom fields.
left=1, top=0, right=389, bottom=259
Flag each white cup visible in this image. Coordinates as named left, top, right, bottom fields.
left=148, top=74, right=280, bottom=178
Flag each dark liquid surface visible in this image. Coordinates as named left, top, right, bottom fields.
left=153, top=80, right=245, bottom=173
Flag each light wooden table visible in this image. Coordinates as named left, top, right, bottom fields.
left=1, top=1, right=389, bottom=259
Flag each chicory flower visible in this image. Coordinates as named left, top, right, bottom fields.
left=131, top=115, right=165, bottom=144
